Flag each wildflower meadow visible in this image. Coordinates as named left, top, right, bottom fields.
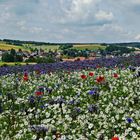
left=0, top=55, right=140, bottom=140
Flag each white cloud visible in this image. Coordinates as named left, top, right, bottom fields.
left=65, top=0, right=100, bottom=20
left=0, top=0, right=140, bottom=42
left=99, top=24, right=123, bottom=33
left=95, top=10, right=114, bottom=21
left=130, top=0, right=140, bottom=4
left=135, top=34, right=140, bottom=40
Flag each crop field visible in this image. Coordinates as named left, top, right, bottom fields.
left=73, top=44, right=106, bottom=50
left=0, top=43, right=27, bottom=51
left=0, top=55, right=140, bottom=140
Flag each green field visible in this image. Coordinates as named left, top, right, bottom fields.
left=0, top=42, right=60, bottom=52
left=0, top=41, right=106, bottom=52
left=73, top=44, right=106, bottom=50
left=26, top=45, right=60, bottom=51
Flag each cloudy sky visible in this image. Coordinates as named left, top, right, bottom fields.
left=0, top=0, right=140, bottom=43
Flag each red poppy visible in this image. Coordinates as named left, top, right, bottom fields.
left=24, top=73, right=28, bottom=77
left=35, top=91, right=43, bottom=96
left=113, top=73, right=119, bottom=78
left=23, top=73, right=28, bottom=81
left=112, top=136, right=119, bottom=140
left=96, top=76, right=105, bottom=83
left=89, top=72, right=94, bottom=76
left=23, top=76, right=28, bottom=81
left=81, top=74, right=87, bottom=79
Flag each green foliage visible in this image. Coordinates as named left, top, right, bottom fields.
left=25, top=56, right=56, bottom=64
left=10, top=49, right=16, bottom=56
left=59, top=44, right=73, bottom=50
left=25, top=56, right=36, bottom=63
left=102, top=45, right=136, bottom=56
left=62, top=48, right=90, bottom=58
left=35, top=56, right=56, bottom=63
left=2, top=49, right=23, bottom=62
left=2, top=52, right=14, bottom=62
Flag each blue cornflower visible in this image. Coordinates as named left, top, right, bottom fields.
left=75, top=107, right=81, bottom=113
left=88, top=90, right=95, bottom=95
left=88, top=105, right=94, bottom=113
left=88, top=104, right=98, bottom=113
left=40, top=105, right=45, bottom=109
left=126, top=118, right=133, bottom=123
left=47, top=88, right=52, bottom=94
left=69, top=100, right=75, bottom=105
left=28, top=95, right=35, bottom=103
left=57, top=97, right=65, bottom=104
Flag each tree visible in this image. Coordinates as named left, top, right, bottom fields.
left=2, top=48, right=23, bottom=62
left=10, top=49, right=16, bottom=56
left=2, top=52, right=14, bottom=62
left=59, top=44, right=73, bottom=50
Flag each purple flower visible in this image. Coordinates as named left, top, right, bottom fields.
left=30, top=125, right=48, bottom=133
left=69, top=100, right=75, bottom=105
left=88, top=90, right=95, bottom=95
left=74, top=107, right=81, bottom=113
left=57, top=97, right=66, bottom=104
left=28, top=95, right=35, bottom=103
left=46, top=88, right=52, bottom=94
left=88, top=104, right=98, bottom=113
left=40, top=104, right=45, bottom=109
left=126, top=118, right=133, bottom=123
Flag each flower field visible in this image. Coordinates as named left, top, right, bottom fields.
left=0, top=55, right=140, bottom=140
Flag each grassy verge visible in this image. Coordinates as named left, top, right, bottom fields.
left=0, top=62, right=36, bottom=66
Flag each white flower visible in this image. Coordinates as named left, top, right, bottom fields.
left=45, top=112, right=50, bottom=118
left=88, top=123, right=93, bottom=129
left=32, top=135, right=37, bottom=140
left=68, top=135, right=73, bottom=139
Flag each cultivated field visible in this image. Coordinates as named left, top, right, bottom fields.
left=73, top=44, right=106, bottom=50
left=0, top=42, right=27, bottom=51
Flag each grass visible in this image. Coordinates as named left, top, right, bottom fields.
left=0, top=62, right=36, bottom=66
left=73, top=44, right=106, bottom=50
